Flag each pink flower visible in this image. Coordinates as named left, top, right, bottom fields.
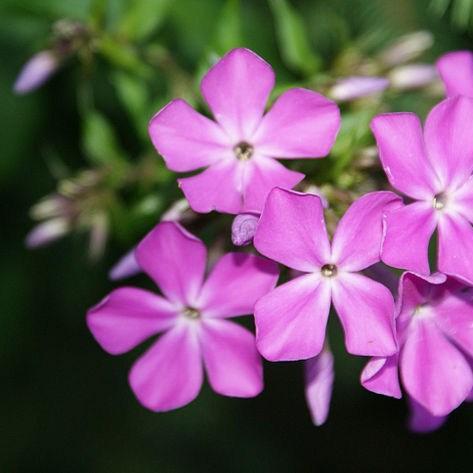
left=371, top=96, right=473, bottom=284
left=87, top=221, right=278, bottom=411
left=253, top=187, right=400, bottom=361
left=436, top=50, right=473, bottom=97
left=148, top=48, right=340, bottom=214
left=362, top=272, right=473, bottom=432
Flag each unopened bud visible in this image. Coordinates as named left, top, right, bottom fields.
left=379, top=31, right=433, bottom=67
left=14, top=51, right=59, bottom=94
left=389, top=64, right=437, bottom=90
left=25, top=218, right=70, bottom=248
left=231, top=213, right=259, bottom=246
left=329, top=76, right=389, bottom=102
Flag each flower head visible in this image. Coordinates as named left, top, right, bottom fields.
left=253, top=187, right=400, bottom=361
left=149, top=48, right=340, bottom=214
left=371, top=96, right=473, bottom=284
left=362, top=272, right=473, bottom=431
left=436, top=50, right=473, bottom=97
left=87, top=221, right=278, bottom=411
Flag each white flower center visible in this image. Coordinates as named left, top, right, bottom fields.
left=183, top=307, right=200, bottom=320
left=234, top=141, right=254, bottom=161
left=321, top=264, right=337, bottom=278
left=433, top=192, right=448, bottom=210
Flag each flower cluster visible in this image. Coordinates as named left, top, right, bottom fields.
left=87, top=47, right=473, bottom=432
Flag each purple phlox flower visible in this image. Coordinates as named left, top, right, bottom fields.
left=361, top=272, right=473, bottom=432
left=88, top=221, right=278, bottom=411
left=14, top=50, right=59, bottom=94
left=148, top=48, right=340, bottom=215
left=305, top=344, right=334, bottom=426
left=436, top=50, right=473, bottom=98
left=231, top=213, right=260, bottom=246
left=371, top=96, right=473, bottom=284
left=328, top=76, right=389, bottom=102
left=253, top=187, right=401, bottom=361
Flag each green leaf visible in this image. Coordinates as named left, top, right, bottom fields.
left=82, top=109, right=127, bottom=166
left=268, top=0, right=321, bottom=75
left=117, top=0, right=171, bottom=41
left=213, top=0, right=242, bottom=53
left=111, top=71, right=149, bottom=140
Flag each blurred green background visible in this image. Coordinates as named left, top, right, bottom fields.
left=2, top=0, right=473, bottom=471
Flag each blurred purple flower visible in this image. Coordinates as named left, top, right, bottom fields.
left=13, top=51, right=59, bottom=94
left=362, top=272, right=473, bottom=432
left=436, top=50, right=473, bottom=97
left=149, top=48, right=340, bottom=214
left=329, top=76, right=389, bottom=102
left=253, top=187, right=401, bottom=361
left=371, top=96, right=473, bottom=284
left=88, top=221, right=278, bottom=411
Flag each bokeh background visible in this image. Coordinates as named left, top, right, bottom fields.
left=2, top=0, right=473, bottom=471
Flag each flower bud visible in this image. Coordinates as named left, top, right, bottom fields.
left=231, top=213, right=259, bottom=246
left=109, top=249, right=141, bottom=281
left=379, top=31, right=433, bottom=67
left=329, top=76, right=389, bottom=102
left=389, top=64, right=437, bottom=90
left=25, top=218, right=70, bottom=248
left=13, top=51, right=59, bottom=94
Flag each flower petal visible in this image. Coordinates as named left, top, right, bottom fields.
left=332, top=273, right=397, bottom=357
left=305, top=347, right=334, bottom=426
left=254, top=274, right=331, bottom=361
left=401, top=317, right=473, bottom=417
left=254, top=188, right=331, bottom=272
left=148, top=99, right=231, bottom=172
left=179, top=160, right=244, bottom=214
left=436, top=51, right=473, bottom=98
left=87, top=287, right=178, bottom=354
left=331, top=191, right=402, bottom=271
left=451, top=175, right=473, bottom=222
left=360, top=355, right=401, bottom=398
left=197, top=253, right=278, bottom=318
left=201, top=319, right=263, bottom=397
left=200, top=48, right=275, bottom=140
left=252, top=88, right=340, bottom=158
left=136, top=222, right=207, bottom=305
left=434, top=283, right=473, bottom=358
left=408, top=398, right=447, bottom=433
left=381, top=202, right=436, bottom=274
left=371, top=113, right=438, bottom=199
left=129, top=325, right=203, bottom=411
left=242, top=156, right=304, bottom=213
left=438, top=213, right=473, bottom=285
left=424, top=96, right=473, bottom=189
